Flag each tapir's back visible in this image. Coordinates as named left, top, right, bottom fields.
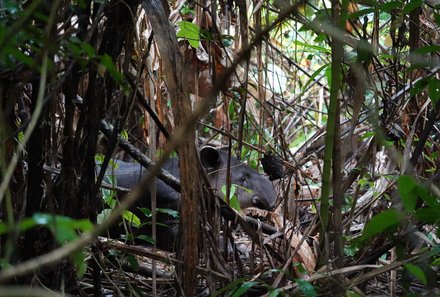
left=101, top=159, right=181, bottom=210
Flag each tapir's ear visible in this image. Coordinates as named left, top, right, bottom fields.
left=200, top=146, right=220, bottom=171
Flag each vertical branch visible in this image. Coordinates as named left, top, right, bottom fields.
left=319, top=0, right=344, bottom=268
left=236, top=0, right=249, bottom=158
left=141, top=1, right=205, bottom=295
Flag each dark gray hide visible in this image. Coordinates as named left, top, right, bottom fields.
left=101, top=146, right=276, bottom=249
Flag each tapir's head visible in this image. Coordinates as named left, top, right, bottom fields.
left=199, top=146, right=277, bottom=210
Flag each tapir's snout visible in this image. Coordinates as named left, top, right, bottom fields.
left=251, top=182, right=277, bottom=210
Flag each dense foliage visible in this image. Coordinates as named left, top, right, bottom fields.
left=0, top=0, right=439, bottom=296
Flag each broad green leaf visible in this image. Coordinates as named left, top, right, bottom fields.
left=325, top=64, right=332, bottom=89
left=122, top=210, right=141, bottom=227
left=404, top=263, right=427, bottom=285
left=348, top=8, right=375, bottom=20
left=378, top=1, right=402, bottom=13
left=97, top=208, right=111, bottom=224
left=212, top=278, right=252, bottom=297
left=361, top=209, right=404, bottom=241
left=230, top=281, right=257, bottom=297
left=18, top=217, right=39, bottom=232
left=414, top=45, right=440, bottom=55
left=292, top=40, right=331, bottom=54
left=6, top=47, right=35, bottom=68
left=103, top=193, right=117, bottom=208
left=296, top=279, right=316, bottom=297
left=71, top=219, right=93, bottom=231
left=229, top=195, right=241, bottom=211
left=72, top=249, right=87, bottom=277
left=138, top=207, right=152, bottom=218
left=435, top=13, right=440, bottom=26
left=31, top=213, right=92, bottom=244
left=267, top=288, right=281, bottom=297
left=397, top=175, right=417, bottom=212
left=200, top=28, right=212, bottom=41
left=415, top=207, right=440, bottom=224
left=120, top=129, right=129, bottom=140
left=127, top=254, right=140, bottom=271
left=176, top=21, right=200, bottom=48
left=0, top=222, right=7, bottom=235
left=300, top=63, right=330, bottom=95
left=410, top=77, right=429, bottom=97
left=403, top=0, right=423, bottom=14
left=54, top=225, right=78, bottom=243
left=3, top=0, right=21, bottom=14
left=221, top=184, right=236, bottom=199
left=180, top=4, right=194, bottom=15
left=99, top=54, right=127, bottom=90
left=157, top=208, right=179, bottom=219
left=428, top=78, right=440, bottom=104
left=357, top=38, right=374, bottom=63
left=221, top=184, right=241, bottom=211
left=416, top=186, right=437, bottom=208
left=136, top=234, right=155, bottom=244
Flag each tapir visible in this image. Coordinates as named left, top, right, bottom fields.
left=100, top=146, right=277, bottom=250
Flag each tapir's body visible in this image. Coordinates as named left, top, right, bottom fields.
left=101, top=146, right=277, bottom=250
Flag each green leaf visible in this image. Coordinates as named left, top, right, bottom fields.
left=18, top=217, right=39, bottom=232
left=403, top=0, right=423, bottom=14
left=71, top=249, right=87, bottom=277
left=292, top=40, right=331, bottom=54
left=200, top=28, right=212, bottom=41
left=230, top=281, right=257, bottom=297
left=71, top=219, right=94, bottom=231
left=31, top=213, right=92, bottom=244
left=325, top=64, right=332, bottom=89
left=414, top=45, right=440, bottom=55
left=221, top=184, right=233, bottom=198
left=122, top=210, right=141, bottom=228
left=428, top=78, right=440, bottom=104
left=357, top=38, right=374, bottom=63
left=295, top=279, right=317, bottom=297
left=97, top=209, right=111, bottom=224
left=157, top=208, right=179, bottom=219
left=435, top=13, right=440, bottom=26
left=267, top=288, right=282, bottom=297
left=300, top=63, right=330, bottom=96
left=361, top=209, right=404, bottom=241
left=103, top=193, right=117, bottom=207
left=397, top=175, right=417, bottom=212
left=348, top=8, right=375, bottom=20
left=415, top=207, right=440, bottom=224
left=229, top=195, right=241, bottom=211
left=410, top=77, right=429, bottom=97
left=221, top=184, right=242, bottom=211
left=180, top=4, right=194, bottom=15
left=136, top=234, right=155, bottom=244
left=99, top=54, right=127, bottom=90
left=212, top=277, right=255, bottom=297
left=176, top=21, right=200, bottom=48
left=138, top=207, right=152, bottom=218
left=0, top=223, right=7, bottom=235
left=404, top=263, right=427, bottom=285
left=416, top=186, right=438, bottom=208
left=378, top=1, right=403, bottom=13
left=127, top=254, right=140, bottom=271
left=120, top=130, right=129, bottom=140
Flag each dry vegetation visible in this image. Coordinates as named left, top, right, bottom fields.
left=0, top=0, right=440, bottom=296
